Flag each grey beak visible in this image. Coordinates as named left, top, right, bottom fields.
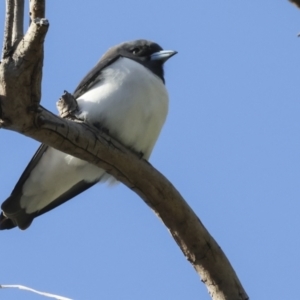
left=150, top=50, right=177, bottom=62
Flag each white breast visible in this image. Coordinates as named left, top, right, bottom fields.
left=76, top=57, right=169, bottom=159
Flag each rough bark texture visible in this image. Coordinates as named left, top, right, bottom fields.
left=0, top=1, right=249, bottom=300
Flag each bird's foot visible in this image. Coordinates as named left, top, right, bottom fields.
left=93, top=122, right=110, bottom=135
left=57, top=91, right=80, bottom=119
left=130, top=148, right=144, bottom=159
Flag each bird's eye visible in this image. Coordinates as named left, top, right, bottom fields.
left=131, top=48, right=140, bottom=55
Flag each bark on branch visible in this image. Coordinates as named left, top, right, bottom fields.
left=0, top=1, right=249, bottom=300
left=30, top=0, right=45, bottom=20
left=2, top=0, right=14, bottom=58
left=12, top=0, right=24, bottom=45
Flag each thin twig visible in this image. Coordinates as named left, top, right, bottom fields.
left=12, top=0, right=24, bottom=46
left=0, top=284, right=73, bottom=300
left=2, top=0, right=14, bottom=59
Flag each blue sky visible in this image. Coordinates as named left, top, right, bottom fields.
left=1, top=1, right=300, bottom=299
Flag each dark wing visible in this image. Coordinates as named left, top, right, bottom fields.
left=10, top=144, right=49, bottom=195
left=73, top=51, right=121, bottom=99
left=1, top=144, right=48, bottom=230
left=1, top=48, right=123, bottom=230
left=0, top=144, right=98, bottom=230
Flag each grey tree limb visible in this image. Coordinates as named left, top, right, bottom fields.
left=0, top=1, right=249, bottom=300
left=29, top=0, right=45, bottom=20
left=2, top=0, right=14, bottom=58
left=12, top=0, right=24, bottom=45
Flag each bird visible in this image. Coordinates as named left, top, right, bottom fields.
left=0, top=39, right=177, bottom=230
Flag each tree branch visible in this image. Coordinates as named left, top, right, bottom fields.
left=29, top=0, right=45, bottom=21
left=12, top=0, right=24, bottom=45
left=0, top=1, right=249, bottom=300
left=2, top=0, right=14, bottom=58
